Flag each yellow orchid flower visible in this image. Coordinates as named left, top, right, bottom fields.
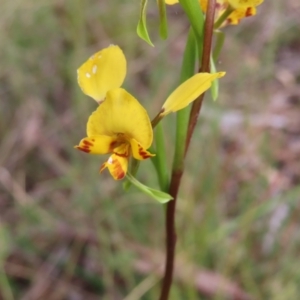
left=165, top=0, right=263, bottom=26
left=75, top=46, right=224, bottom=180
left=76, top=88, right=154, bottom=180
left=220, top=0, right=263, bottom=26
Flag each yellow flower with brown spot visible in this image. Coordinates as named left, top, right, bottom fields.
left=75, top=46, right=225, bottom=180
left=165, top=0, right=263, bottom=26
left=76, top=88, right=154, bottom=180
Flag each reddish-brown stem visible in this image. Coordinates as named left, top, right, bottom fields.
left=159, top=170, right=182, bottom=300
left=185, top=0, right=216, bottom=154
left=159, top=1, right=216, bottom=299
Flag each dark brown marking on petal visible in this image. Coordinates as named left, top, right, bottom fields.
left=110, top=157, right=126, bottom=180
left=76, top=146, right=91, bottom=153
left=109, top=141, right=118, bottom=151
left=83, top=140, right=94, bottom=146
left=114, top=152, right=129, bottom=158
left=99, top=162, right=107, bottom=173
left=116, top=171, right=125, bottom=180
left=138, top=144, right=152, bottom=159
left=245, top=7, right=253, bottom=17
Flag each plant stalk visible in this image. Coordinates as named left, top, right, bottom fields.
left=159, top=1, right=216, bottom=299
left=158, top=28, right=197, bottom=300
left=158, top=169, right=182, bottom=300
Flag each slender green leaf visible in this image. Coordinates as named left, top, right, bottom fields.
left=157, top=0, right=168, bottom=40
left=126, top=173, right=173, bottom=203
left=137, top=0, right=154, bottom=46
left=178, top=0, right=204, bottom=55
left=173, top=28, right=197, bottom=171
left=210, top=56, right=219, bottom=101
left=151, top=123, right=169, bottom=191
left=213, top=30, right=225, bottom=62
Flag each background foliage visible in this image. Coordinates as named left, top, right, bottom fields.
left=1, top=1, right=300, bottom=299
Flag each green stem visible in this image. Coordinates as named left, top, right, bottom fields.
left=123, top=159, right=140, bottom=190
left=210, top=54, right=219, bottom=100
left=157, top=0, right=168, bottom=39
left=213, top=6, right=234, bottom=29
left=213, top=30, right=225, bottom=62
left=173, top=28, right=198, bottom=170
left=152, top=123, right=169, bottom=191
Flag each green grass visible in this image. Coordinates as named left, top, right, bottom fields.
left=1, top=0, right=300, bottom=299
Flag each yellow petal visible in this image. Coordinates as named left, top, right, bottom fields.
left=165, top=0, right=179, bottom=4
left=228, top=0, right=263, bottom=9
left=130, top=138, right=155, bottom=160
left=87, top=88, right=153, bottom=149
left=227, top=7, right=256, bottom=24
left=75, top=135, right=116, bottom=154
left=77, top=45, right=126, bottom=102
left=100, top=154, right=128, bottom=180
left=161, top=72, right=226, bottom=116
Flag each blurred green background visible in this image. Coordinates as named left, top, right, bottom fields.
left=1, top=1, right=300, bottom=299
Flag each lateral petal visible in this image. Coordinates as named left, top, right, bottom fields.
left=161, top=72, right=225, bottom=116
left=100, top=154, right=128, bottom=180
left=77, top=45, right=126, bottom=102
left=75, top=135, right=116, bottom=154
left=130, top=138, right=155, bottom=160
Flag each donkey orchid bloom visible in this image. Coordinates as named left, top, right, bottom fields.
left=75, top=45, right=225, bottom=179
left=75, top=88, right=154, bottom=180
